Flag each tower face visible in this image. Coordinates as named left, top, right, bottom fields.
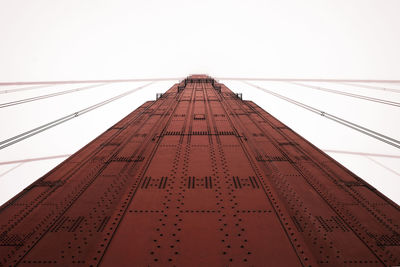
left=0, top=75, right=399, bottom=266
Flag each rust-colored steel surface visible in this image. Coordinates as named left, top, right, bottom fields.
left=1, top=75, right=399, bottom=266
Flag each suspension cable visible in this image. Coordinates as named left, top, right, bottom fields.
left=0, top=84, right=54, bottom=94
left=0, top=82, right=154, bottom=150
left=323, top=150, right=400, bottom=159
left=366, top=156, right=400, bottom=177
left=0, top=83, right=109, bottom=109
left=0, top=163, right=24, bottom=178
left=0, top=78, right=181, bottom=86
left=290, top=82, right=400, bottom=108
left=341, top=82, right=400, bottom=94
left=244, top=81, right=400, bottom=150
left=0, top=154, right=72, bottom=165
left=219, top=77, right=400, bottom=83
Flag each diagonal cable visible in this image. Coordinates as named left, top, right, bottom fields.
left=218, top=77, right=400, bottom=83
left=290, top=82, right=400, bottom=108
left=0, top=82, right=154, bottom=150
left=0, top=83, right=108, bottom=109
left=341, top=82, right=400, bottom=94
left=366, top=156, right=400, bottom=177
left=244, top=81, right=400, bottom=150
left=0, top=84, right=54, bottom=94
left=0, top=163, right=24, bottom=178
left=322, top=150, right=400, bottom=159
left=0, top=154, right=72, bottom=165
left=0, top=77, right=182, bottom=86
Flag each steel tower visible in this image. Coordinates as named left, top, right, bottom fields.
left=0, top=75, right=399, bottom=266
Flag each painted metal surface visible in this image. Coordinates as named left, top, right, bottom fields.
left=0, top=75, right=399, bottom=266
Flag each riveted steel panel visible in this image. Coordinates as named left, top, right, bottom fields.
left=1, top=75, right=399, bottom=266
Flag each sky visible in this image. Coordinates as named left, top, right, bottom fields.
left=0, top=0, right=399, bottom=205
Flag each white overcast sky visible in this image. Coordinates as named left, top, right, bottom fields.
left=0, top=0, right=399, bottom=205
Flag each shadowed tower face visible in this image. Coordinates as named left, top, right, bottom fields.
left=0, top=75, right=399, bottom=266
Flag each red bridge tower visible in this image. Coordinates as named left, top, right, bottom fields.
left=1, top=75, right=399, bottom=266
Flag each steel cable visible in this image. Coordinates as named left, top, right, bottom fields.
left=366, top=156, right=400, bottom=177
left=322, top=150, right=400, bottom=159
left=290, top=82, right=400, bottom=108
left=0, top=163, right=24, bottom=178
left=0, top=83, right=107, bottom=109
left=0, top=154, right=72, bottom=165
left=0, top=78, right=181, bottom=86
left=0, top=84, right=54, bottom=94
left=341, top=82, right=400, bottom=94
left=219, top=77, right=400, bottom=83
left=244, top=81, right=400, bottom=150
left=0, top=82, right=154, bottom=150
